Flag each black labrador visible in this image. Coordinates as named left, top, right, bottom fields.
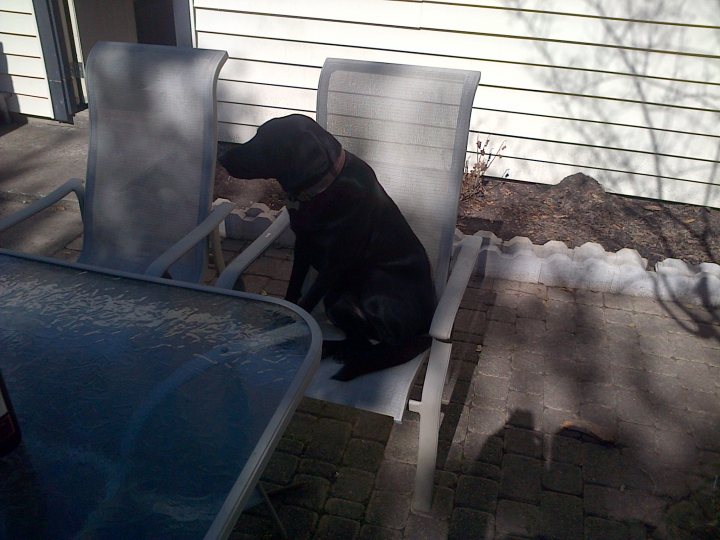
left=220, top=114, right=435, bottom=378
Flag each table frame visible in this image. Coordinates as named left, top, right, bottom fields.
left=0, top=249, right=322, bottom=540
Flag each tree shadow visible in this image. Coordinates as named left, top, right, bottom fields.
left=457, top=407, right=699, bottom=539
left=499, top=0, right=720, bottom=262
left=449, top=277, right=720, bottom=539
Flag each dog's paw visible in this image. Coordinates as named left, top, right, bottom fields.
left=321, top=340, right=346, bottom=359
left=331, top=364, right=362, bottom=381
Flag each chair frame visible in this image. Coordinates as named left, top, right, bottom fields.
left=0, top=42, right=234, bottom=281
left=217, top=58, right=481, bottom=512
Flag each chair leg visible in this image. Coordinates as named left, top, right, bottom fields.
left=412, top=339, right=452, bottom=513
left=211, top=226, right=226, bottom=274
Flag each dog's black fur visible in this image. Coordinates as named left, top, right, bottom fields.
left=220, top=114, right=435, bottom=378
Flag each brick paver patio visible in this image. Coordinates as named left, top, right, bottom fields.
left=5, top=115, right=718, bottom=539
left=21, top=235, right=715, bottom=539
left=221, top=242, right=720, bottom=540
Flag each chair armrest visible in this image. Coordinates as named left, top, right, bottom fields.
left=215, top=207, right=291, bottom=289
left=145, top=201, right=236, bottom=278
left=0, top=178, right=85, bottom=232
left=429, top=234, right=483, bottom=342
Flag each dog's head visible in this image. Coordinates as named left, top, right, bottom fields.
left=220, top=114, right=343, bottom=200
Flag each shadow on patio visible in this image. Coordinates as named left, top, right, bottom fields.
left=229, top=257, right=720, bottom=539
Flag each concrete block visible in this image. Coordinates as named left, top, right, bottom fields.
left=610, top=266, right=656, bottom=297
left=539, top=253, right=576, bottom=288
left=475, top=246, right=499, bottom=279
left=693, top=273, right=720, bottom=306
left=575, top=259, right=617, bottom=292
left=573, top=242, right=606, bottom=263
left=608, top=248, right=646, bottom=269
left=223, top=209, right=246, bottom=239
left=243, top=212, right=275, bottom=238
left=245, top=203, right=271, bottom=217
left=476, top=245, right=501, bottom=275
left=223, top=207, right=278, bottom=240
left=504, top=236, right=533, bottom=255
left=654, top=273, right=699, bottom=304
left=535, top=240, right=571, bottom=259
left=655, top=258, right=693, bottom=276
left=699, top=262, right=720, bottom=277
left=486, top=251, right=542, bottom=284
left=473, top=230, right=502, bottom=248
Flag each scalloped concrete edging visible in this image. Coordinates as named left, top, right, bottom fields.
left=216, top=201, right=720, bottom=307
left=216, top=200, right=296, bottom=247
left=473, top=230, right=720, bottom=307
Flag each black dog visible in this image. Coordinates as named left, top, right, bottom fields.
left=220, top=114, right=435, bottom=378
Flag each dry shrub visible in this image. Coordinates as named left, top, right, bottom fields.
left=461, top=135, right=507, bottom=201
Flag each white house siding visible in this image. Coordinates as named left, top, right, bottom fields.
left=0, top=0, right=53, bottom=118
left=192, top=0, right=720, bottom=207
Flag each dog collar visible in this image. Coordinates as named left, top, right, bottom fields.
left=290, top=149, right=346, bottom=203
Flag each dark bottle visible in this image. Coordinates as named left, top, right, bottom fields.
left=0, top=370, right=21, bottom=456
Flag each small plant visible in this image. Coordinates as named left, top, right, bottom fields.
left=461, top=135, right=507, bottom=201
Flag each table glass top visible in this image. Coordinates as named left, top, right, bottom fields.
left=0, top=254, right=314, bottom=539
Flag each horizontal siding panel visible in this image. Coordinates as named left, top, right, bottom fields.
left=2, top=1, right=33, bottom=14
left=3, top=54, right=45, bottom=78
left=445, top=0, right=720, bottom=26
left=478, top=133, right=716, bottom=189
left=478, top=66, right=718, bottom=114
left=196, top=2, right=719, bottom=207
left=198, top=31, right=486, bottom=70
left=472, top=109, right=720, bottom=163
left=203, top=32, right=718, bottom=114
left=194, top=0, right=421, bottom=26
left=0, top=74, right=49, bottom=98
left=475, top=86, right=718, bottom=138
left=7, top=93, right=52, bottom=117
left=218, top=80, right=315, bottom=110
left=220, top=59, right=320, bottom=89
left=218, top=122, right=259, bottom=143
left=0, top=32, right=43, bottom=56
left=419, top=4, right=719, bottom=58
left=0, top=11, right=37, bottom=36
left=216, top=74, right=719, bottom=164
left=202, top=33, right=718, bottom=139
left=222, top=102, right=717, bottom=186
left=196, top=0, right=719, bottom=57
left=0, top=4, right=52, bottom=119
left=195, top=10, right=717, bottom=84
left=218, top=103, right=315, bottom=139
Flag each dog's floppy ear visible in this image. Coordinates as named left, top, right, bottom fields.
left=218, top=114, right=342, bottom=193
left=288, top=128, right=336, bottom=187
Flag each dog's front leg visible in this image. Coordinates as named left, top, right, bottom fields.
left=286, top=240, right=311, bottom=304
left=297, top=272, right=332, bottom=313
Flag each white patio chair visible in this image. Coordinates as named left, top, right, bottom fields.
left=0, top=42, right=233, bottom=282
left=217, top=58, right=481, bottom=512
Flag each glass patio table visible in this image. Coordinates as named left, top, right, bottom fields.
left=0, top=250, right=321, bottom=539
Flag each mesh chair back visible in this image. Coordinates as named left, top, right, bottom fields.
left=317, top=59, right=479, bottom=296
left=78, top=42, right=227, bottom=281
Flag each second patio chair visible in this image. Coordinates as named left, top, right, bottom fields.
left=217, top=58, right=481, bottom=512
left=0, top=42, right=233, bottom=282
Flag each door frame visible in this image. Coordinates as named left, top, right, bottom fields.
left=33, top=0, right=83, bottom=123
